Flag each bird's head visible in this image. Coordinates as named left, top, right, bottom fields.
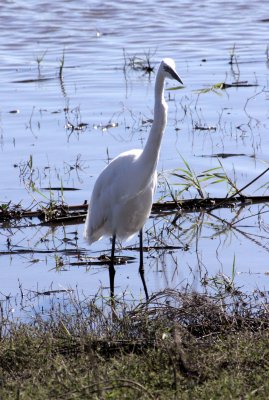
left=161, top=58, right=183, bottom=85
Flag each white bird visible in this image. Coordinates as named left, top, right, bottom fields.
left=84, top=58, right=183, bottom=299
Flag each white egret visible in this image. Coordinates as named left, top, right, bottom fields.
left=84, top=58, right=183, bottom=299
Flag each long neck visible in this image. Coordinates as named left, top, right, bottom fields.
left=140, top=69, right=168, bottom=175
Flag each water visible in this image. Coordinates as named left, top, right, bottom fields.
left=1, top=0, right=269, bottom=310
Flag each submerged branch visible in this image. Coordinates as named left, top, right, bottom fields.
left=1, top=195, right=269, bottom=226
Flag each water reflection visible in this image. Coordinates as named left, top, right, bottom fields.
left=1, top=198, right=269, bottom=314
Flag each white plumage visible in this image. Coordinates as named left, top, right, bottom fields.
left=84, top=148, right=155, bottom=243
left=84, top=58, right=183, bottom=248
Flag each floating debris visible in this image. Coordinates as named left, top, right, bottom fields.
left=29, top=288, right=74, bottom=297
left=65, top=121, right=88, bottom=132
left=123, top=49, right=155, bottom=75
left=219, top=81, right=259, bottom=89
left=8, top=109, right=20, bottom=114
left=199, top=153, right=249, bottom=159
left=12, top=77, right=53, bottom=84
left=93, top=122, right=118, bottom=132
left=41, top=187, right=80, bottom=191
left=193, top=124, right=217, bottom=131
left=195, top=81, right=259, bottom=94
left=71, top=254, right=136, bottom=267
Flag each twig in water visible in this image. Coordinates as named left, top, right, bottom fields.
left=59, top=48, right=65, bottom=80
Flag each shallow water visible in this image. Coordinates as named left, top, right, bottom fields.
left=1, top=0, right=269, bottom=310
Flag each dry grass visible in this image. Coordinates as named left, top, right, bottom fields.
left=0, top=287, right=269, bottom=399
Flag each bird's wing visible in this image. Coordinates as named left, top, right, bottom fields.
left=84, top=149, right=143, bottom=243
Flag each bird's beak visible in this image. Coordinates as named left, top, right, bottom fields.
left=173, top=71, right=183, bottom=85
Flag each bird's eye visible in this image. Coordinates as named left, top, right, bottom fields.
left=163, top=65, right=171, bottom=74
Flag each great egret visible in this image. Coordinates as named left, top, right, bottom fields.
left=84, top=58, right=183, bottom=299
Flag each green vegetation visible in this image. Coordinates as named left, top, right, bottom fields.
left=0, top=288, right=268, bottom=399
left=169, top=156, right=228, bottom=198
left=35, top=49, right=47, bottom=74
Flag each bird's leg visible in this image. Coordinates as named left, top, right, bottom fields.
left=138, top=229, right=149, bottom=300
left=109, top=235, right=116, bottom=313
left=139, top=229, right=144, bottom=273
